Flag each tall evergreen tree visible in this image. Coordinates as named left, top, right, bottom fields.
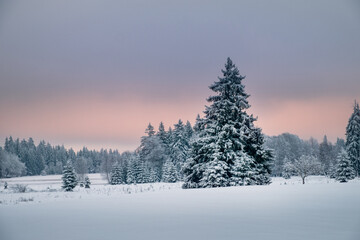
left=157, top=122, right=172, bottom=158
left=4, top=136, right=18, bottom=156
left=139, top=126, right=166, bottom=180
left=171, top=119, right=190, bottom=171
left=345, top=100, right=360, bottom=176
left=157, top=122, right=167, bottom=145
left=169, top=119, right=191, bottom=179
left=183, top=58, right=272, bottom=188
left=127, top=155, right=142, bottom=184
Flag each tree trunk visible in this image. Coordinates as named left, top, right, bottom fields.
left=302, top=177, right=305, bottom=184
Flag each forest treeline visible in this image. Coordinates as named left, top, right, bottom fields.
left=0, top=127, right=345, bottom=180
left=0, top=119, right=194, bottom=181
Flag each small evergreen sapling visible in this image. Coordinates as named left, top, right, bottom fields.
left=84, top=176, right=91, bottom=188
left=62, top=161, right=78, bottom=191
left=335, top=150, right=355, bottom=183
left=282, top=171, right=291, bottom=180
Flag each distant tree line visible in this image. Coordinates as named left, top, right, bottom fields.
left=0, top=118, right=195, bottom=183
left=265, top=133, right=345, bottom=177
left=0, top=136, right=123, bottom=179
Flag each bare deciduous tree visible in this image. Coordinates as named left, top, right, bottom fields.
left=284, top=155, right=322, bottom=184
left=100, top=153, right=115, bottom=183
left=0, top=149, right=26, bottom=178
left=74, top=156, right=89, bottom=181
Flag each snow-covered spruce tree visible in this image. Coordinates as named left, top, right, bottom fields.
left=170, top=119, right=191, bottom=180
left=139, top=123, right=166, bottom=181
left=157, top=122, right=173, bottom=165
left=127, top=155, right=142, bottom=184
left=335, top=149, right=355, bottom=182
left=62, top=161, right=78, bottom=191
left=128, top=153, right=151, bottom=184
left=84, top=176, right=91, bottom=188
left=183, top=58, right=272, bottom=188
left=110, top=165, right=123, bottom=185
left=162, top=159, right=177, bottom=183
left=157, top=122, right=168, bottom=148
left=346, top=101, right=360, bottom=176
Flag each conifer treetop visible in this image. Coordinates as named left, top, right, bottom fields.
left=158, top=122, right=165, bottom=133
left=145, top=123, right=155, bottom=137
left=208, top=57, right=249, bottom=110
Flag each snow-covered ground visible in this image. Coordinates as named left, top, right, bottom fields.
left=0, top=175, right=359, bottom=240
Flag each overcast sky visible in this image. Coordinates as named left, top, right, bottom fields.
left=0, top=0, right=359, bottom=151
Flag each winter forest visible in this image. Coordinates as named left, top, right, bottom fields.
left=1, top=58, right=359, bottom=188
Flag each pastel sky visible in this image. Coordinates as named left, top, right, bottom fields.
left=0, top=0, right=359, bottom=151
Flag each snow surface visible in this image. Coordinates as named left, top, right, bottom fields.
left=0, top=175, right=359, bottom=240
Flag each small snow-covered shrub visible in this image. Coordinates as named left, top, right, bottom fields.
left=18, top=197, right=34, bottom=202
left=12, top=184, right=27, bottom=193
left=84, top=176, right=91, bottom=188
left=282, top=171, right=291, bottom=179
left=43, top=187, right=58, bottom=192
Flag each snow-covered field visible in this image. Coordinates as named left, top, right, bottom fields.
left=0, top=175, right=359, bottom=240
